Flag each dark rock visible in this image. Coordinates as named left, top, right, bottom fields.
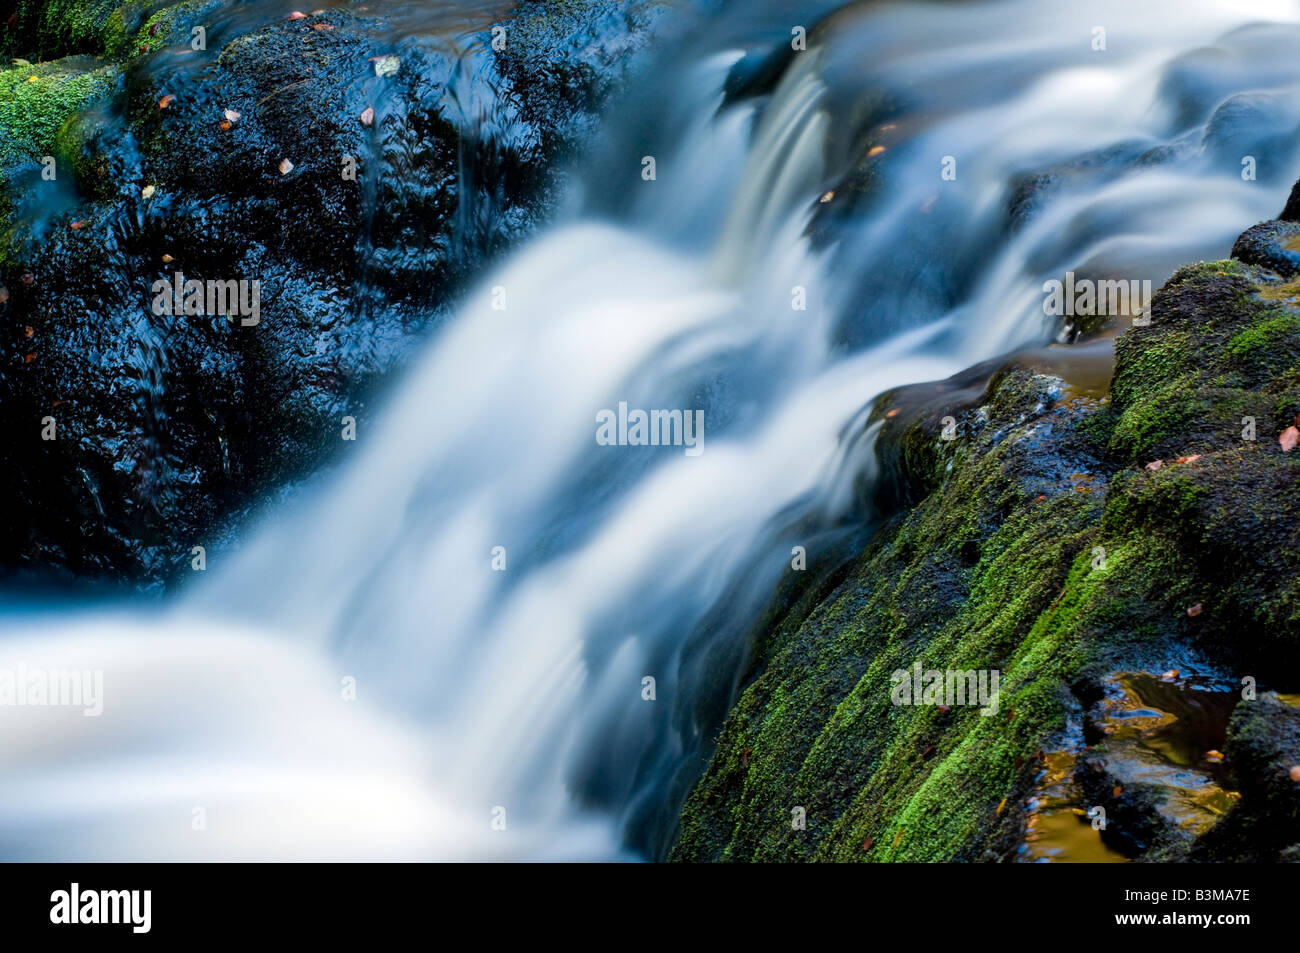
left=1230, top=220, right=1300, bottom=277
left=0, top=1, right=661, bottom=585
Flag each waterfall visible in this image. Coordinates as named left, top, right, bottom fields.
left=5, top=0, right=1300, bottom=860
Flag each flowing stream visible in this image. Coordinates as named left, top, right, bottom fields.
left=4, top=0, right=1300, bottom=860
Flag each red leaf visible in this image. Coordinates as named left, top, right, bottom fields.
left=1186, top=603, right=1202, bottom=617
left=1281, top=426, right=1300, bottom=452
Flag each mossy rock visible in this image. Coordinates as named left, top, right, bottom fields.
left=673, top=230, right=1300, bottom=863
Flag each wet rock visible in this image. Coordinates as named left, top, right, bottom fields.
left=1230, top=220, right=1300, bottom=278
left=674, top=201, right=1300, bottom=862
left=0, top=1, right=661, bottom=584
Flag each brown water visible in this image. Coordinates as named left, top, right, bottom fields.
left=1021, top=671, right=1240, bottom=862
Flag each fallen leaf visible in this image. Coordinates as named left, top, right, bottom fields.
left=740, top=747, right=751, bottom=768
left=278, top=158, right=294, bottom=175
left=819, top=190, right=835, bottom=204
left=224, top=108, right=241, bottom=123
left=23, top=326, right=33, bottom=338
left=1205, top=749, right=1224, bottom=763
left=27, top=75, right=37, bottom=83
left=1145, top=459, right=1163, bottom=471
left=920, top=744, right=935, bottom=759
left=372, top=55, right=400, bottom=77
left=1187, top=603, right=1202, bottom=617
left=1161, top=668, right=1179, bottom=682
left=861, top=836, right=874, bottom=850
left=1282, top=426, right=1300, bottom=452
left=1290, top=765, right=1300, bottom=783
left=892, top=829, right=904, bottom=848
left=867, top=145, right=886, bottom=157
left=289, top=10, right=307, bottom=19
left=937, top=704, right=950, bottom=714
left=20, top=273, right=34, bottom=286
left=141, top=184, right=156, bottom=199
left=1034, top=494, right=1047, bottom=502
left=70, top=220, right=85, bottom=230
left=150, top=23, right=158, bottom=36
left=312, top=22, right=333, bottom=30
left=885, top=408, right=900, bottom=418
left=0, top=286, right=7, bottom=303
left=1112, top=785, right=1123, bottom=797
left=995, top=797, right=1007, bottom=815
left=360, top=106, right=374, bottom=126
left=24, top=353, right=35, bottom=363
left=161, top=254, right=175, bottom=263
left=159, top=93, right=176, bottom=109
left=219, top=120, right=232, bottom=131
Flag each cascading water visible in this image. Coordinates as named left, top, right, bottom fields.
left=5, top=0, right=1300, bottom=860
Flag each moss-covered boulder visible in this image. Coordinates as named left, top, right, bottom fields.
left=673, top=213, right=1300, bottom=862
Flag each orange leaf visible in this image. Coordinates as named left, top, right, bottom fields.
left=70, top=220, right=84, bottom=230
left=1282, top=426, right=1300, bottom=452
left=1161, top=668, right=1179, bottom=682
left=159, top=93, right=175, bottom=109
left=1177, top=454, right=1201, bottom=464
left=867, top=145, right=886, bottom=157
left=1186, top=603, right=1202, bottom=617
left=1290, top=765, right=1300, bottom=782
left=219, top=120, right=232, bottom=131
left=161, top=254, right=175, bottom=263
left=24, top=353, right=35, bottom=363
left=995, top=797, right=1007, bottom=815
left=1112, top=786, right=1122, bottom=797
left=23, top=326, right=33, bottom=338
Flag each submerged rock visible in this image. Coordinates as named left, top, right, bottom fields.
left=673, top=201, right=1300, bottom=862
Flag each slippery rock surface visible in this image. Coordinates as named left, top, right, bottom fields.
left=0, top=0, right=662, bottom=584
left=673, top=209, right=1300, bottom=863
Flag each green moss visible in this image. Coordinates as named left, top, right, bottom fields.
left=0, top=58, right=120, bottom=236
left=674, top=254, right=1300, bottom=863
left=0, top=61, right=117, bottom=169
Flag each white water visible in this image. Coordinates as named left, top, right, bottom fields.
left=5, top=0, right=1300, bottom=860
